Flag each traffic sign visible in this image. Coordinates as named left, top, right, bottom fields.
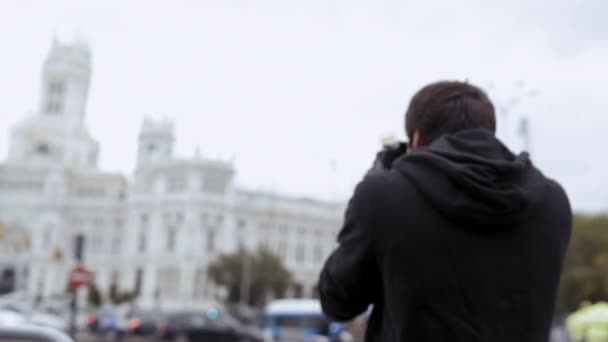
left=68, top=265, right=91, bottom=289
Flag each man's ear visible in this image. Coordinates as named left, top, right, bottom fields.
left=412, top=130, right=422, bottom=148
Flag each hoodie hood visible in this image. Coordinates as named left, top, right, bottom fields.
left=395, top=129, right=547, bottom=228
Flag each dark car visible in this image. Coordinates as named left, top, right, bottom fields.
left=126, top=309, right=165, bottom=336
left=159, top=310, right=261, bottom=342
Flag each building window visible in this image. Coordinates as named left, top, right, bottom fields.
left=236, top=219, right=246, bottom=246
left=167, top=176, right=187, bottom=193
left=111, top=227, right=121, bottom=254
left=294, top=283, right=304, bottom=298
left=37, top=279, right=44, bottom=297
left=164, top=211, right=183, bottom=226
left=138, top=229, right=146, bottom=254
left=138, top=214, right=148, bottom=253
left=134, top=268, right=144, bottom=296
left=36, top=143, right=50, bottom=155
left=278, top=241, right=287, bottom=259
left=141, top=214, right=149, bottom=225
left=46, top=81, right=65, bottom=115
left=111, top=270, right=120, bottom=286
left=258, top=223, right=269, bottom=249
left=93, top=218, right=104, bottom=227
left=167, top=226, right=177, bottom=253
left=48, top=81, right=64, bottom=95
left=46, top=102, right=62, bottom=114
left=176, top=212, right=184, bottom=224
left=207, top=230, right=215, bottom=252
left=296, top=244, right=305, bottom=263
left=259, top=226, right=269, bottom=250
left=279, top=225, right=287, bottom=236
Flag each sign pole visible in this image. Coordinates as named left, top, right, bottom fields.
left=69, top=234, right=85, bottom=338
left=69, top=290, right=77, bottom=338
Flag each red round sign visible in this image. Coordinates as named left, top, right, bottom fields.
left=68, top=265, right=91, bottom=289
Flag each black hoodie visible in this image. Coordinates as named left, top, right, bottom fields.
left=319, top=129, right=571, bottom=342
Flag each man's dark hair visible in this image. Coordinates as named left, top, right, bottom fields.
left=405, top=81, right=496, bottom=145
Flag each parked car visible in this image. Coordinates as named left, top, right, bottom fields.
left=263, top=299, right=346, bottom=342
left=126, top=309, right=165, bottom=337
left=30, top=310, right=69, bottom=332
left=159, top=309, right=261, bottom=342
left=0, top=300, right=68, bottom=332
left=0, top=309, right=27, bottom=326
left=0, top=324, right=73, bottom=342
left=158, top=310, right=206, bottom=340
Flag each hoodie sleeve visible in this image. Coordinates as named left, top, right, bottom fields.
left=319, top=177, right=380, bottom=322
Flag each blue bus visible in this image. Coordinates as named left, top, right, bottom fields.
left=263, top=299, right=347, bottom=341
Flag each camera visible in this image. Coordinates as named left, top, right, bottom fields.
left=368, top=137, right=408, bottom=174
left=380, top=141, right=408, bottom=169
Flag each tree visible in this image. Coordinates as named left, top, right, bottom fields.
left=208, top=247, right=293, bottom=307
left=87, top=283, right=103, bottom=307
left=556, top=215, right=608, bottom=316
left=109, top=284, right=137, bottom=305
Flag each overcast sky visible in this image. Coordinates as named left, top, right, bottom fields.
left=0, top=0, right=606, bottom=212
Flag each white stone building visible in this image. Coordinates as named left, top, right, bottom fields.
left=0, top=40, right=345, bottom=309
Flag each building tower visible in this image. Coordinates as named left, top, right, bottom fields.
left=39, top=37, right=92, bottom=123
left=137, top=117, right=175, bottom=166
left=8, top=38, right=99, bottom=168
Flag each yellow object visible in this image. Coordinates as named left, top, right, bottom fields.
left=567, top=302, right=608, bottom=341
left=381, top=135, right=398, bottom=146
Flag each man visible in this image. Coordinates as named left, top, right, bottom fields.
left=318, top=81, right=572, bottom=341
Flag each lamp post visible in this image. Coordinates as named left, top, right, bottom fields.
left=486, top=81, right=539, bottom=149
left=239, top=247, right=251, bottom=307
left=518, top=116, right=532, bottom=155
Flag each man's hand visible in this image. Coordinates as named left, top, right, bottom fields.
left=368, top=142, right=408, bottom=174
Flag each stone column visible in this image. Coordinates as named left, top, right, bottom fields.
left=180, top=264, right=195, bottom=304
left=142, top=264, right=157, bottom=303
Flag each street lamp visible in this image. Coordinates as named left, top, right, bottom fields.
left=239, top=247, right=252, bottom=307
left=485, top=81, right=540, bottom=150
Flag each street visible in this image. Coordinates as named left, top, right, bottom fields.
left=75, top=333, right=159, bottom=342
